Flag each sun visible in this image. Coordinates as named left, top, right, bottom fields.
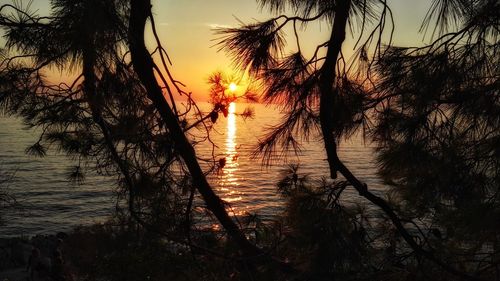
left=229, top=82, right=237, bottom=92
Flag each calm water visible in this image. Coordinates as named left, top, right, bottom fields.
left=0, top=103, right=384, bottom=237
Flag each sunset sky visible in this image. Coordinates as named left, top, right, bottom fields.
left=2, top=0, right=434, bottom=101
left=151, top=0, right=432, bottom=100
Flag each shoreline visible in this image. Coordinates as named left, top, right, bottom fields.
left=0, top=233, right=68, bottom=281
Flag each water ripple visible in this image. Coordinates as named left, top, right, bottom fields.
left=1, top=103, right=385, bottom=236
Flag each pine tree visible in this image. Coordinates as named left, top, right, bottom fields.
left=217, top=0, right=499, bottom=279
left=0, top=0, right=260, bottom=257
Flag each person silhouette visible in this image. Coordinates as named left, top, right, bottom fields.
left=26, top=247, right=41, bottom=281
left=51, top=251, right=65, bottom=281
left=51, top=238, right=66, bottom=281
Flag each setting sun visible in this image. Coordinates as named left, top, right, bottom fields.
left=0, top=1, right=495, bottom=279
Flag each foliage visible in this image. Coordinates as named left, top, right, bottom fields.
left=216, top=0, right=385, bottom=164
left=64, top=218, right=288, bottom=281
left=0, top=0, right=499, bottom=280
left=277, top=168, right=375, bottom=280
left=0, top=0, right=272, bottom=275
left=218, top=0, right=500, bottom=280
left=0, top=0, right=253, bottom=254
left=371, top=0, right=500, bottom=274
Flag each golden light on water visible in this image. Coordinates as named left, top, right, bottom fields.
left=227, top=102, right=236, bottom=145
left=219, top=102, right=245, bottom=213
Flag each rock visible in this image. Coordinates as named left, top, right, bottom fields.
left=56, top=232, right=68, bottom=240
left=10, top=240, right=31, bottom=265
left=0, top=267, right=28, bottom=281
left=0, top=233, right=68, bottom=274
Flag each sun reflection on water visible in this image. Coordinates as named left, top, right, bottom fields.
left=219, top=102, right=245, bottom=213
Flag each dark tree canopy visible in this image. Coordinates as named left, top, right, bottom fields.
left=217, top=0, right=499, bottom=279
left=0, top=0, right=258, bottom=252
left=0, top=0, right=499, bottom=280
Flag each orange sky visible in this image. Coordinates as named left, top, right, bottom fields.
left=150, top=0, right=432, bottom=101
left=1, top=0, right=434, bottom=101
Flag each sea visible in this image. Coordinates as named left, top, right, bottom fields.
left=0, top=102, right=385, bottom=237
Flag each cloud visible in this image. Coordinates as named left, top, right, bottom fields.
left=205, top=23, right=232, bottom=30
left=155, top=22, right=232, bottom=29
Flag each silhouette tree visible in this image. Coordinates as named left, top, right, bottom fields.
left=0, top=0, right=498, bottom=279
left=372, top=0, right=499, bottom=277
left=218, top=0, right=498, bottom=279
left=0, top=0, right=261, bottom=258
left=183, top=71, right=257, bottom=134
left=127, top=0, right=261, bottom=256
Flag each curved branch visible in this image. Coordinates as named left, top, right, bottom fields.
left=128, top=0, right=261, bottom=257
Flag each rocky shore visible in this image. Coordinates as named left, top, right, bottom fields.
left=0, top=233, right=68, bottom=281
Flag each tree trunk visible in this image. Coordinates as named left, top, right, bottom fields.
left=319, top=0, right=350, bottom=180
left=317, top=2, right=481, bottom=280
left=81, top=31, right=138, bottom=216
left=127, top=0, right=260, bottom=256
